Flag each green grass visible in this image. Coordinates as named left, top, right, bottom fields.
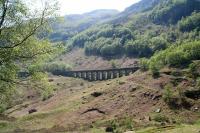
left=136, top=123, right=200, bottom=133
left=0, top=121, right=17, bottom=133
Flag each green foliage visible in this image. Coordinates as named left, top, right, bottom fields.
left=107, top=117, right=134, bottom=133
left=100, top=44, right=123, bottom=57
left=0, top=0, right=58, bottom=111
left=189, top=61, right=200, bottom=79
left=149, top=40, right=200, bottom=68
left=44, top=62, right=72, bottom=75
left=166, top=50, right=189, bottom=67
left=150, top=37, right=168, bottom=52
left=110, top=60, right=117, bottom=68
left=150, top=64, right=160, bottom=78
left=153, top=114, right=169, bottom=123
left=163, top=85, right=174, bottom=104
left=125, top=39, right=152, bottom=57
left=30, top=72, right=54, bottom=101
left=150, top=0, right=200, bottom=24
left=139, top=58, right=149, bottom=71
left=72, top=34, right=89, bottom=47
left=178, top=12, right=200, bottom=32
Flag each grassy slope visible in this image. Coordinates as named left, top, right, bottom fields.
left=0, top=69, right=200, bottom=133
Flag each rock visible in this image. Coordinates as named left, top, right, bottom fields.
left=91, top=92, right=103, bottom=97
left=28, top=109, right=37, bottom=114
left=130, top=86, right=137, bottom=92
left=145, top=116, right=151, bottom=121
left=124, top=131, right=135, bottom=133
left=160, top=122, right=166, bottom=126
left=155, top=108, right=161, bottom=113
left=105, top=127, right=113, bottom=132
left=131, top=94, right=135, bottom=97
left=27, top=95, right=34, bottom=99
left=152, top=95, right=162, bottom=100
left=48, top=79, right=54, bottom=82
left=194, top=107, right=199, bottom=111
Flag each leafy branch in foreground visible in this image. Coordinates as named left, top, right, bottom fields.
left=0, top=0, right=59, bottom=112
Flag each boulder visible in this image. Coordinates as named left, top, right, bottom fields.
left=28, top=109, right=37, bottom=114
left=105, top=127, right=113, bottom=132
left=155, top=108, right=161, bottom=113
left=91, top=92, right=103, bottom=97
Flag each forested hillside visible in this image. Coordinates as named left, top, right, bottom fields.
left=65, top=0, right=199, bottom=59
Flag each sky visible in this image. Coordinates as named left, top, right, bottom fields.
left=57, top=0, right=141, bottom=15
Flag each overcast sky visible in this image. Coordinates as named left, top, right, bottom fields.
left=58, top=0, right=141, bottom=15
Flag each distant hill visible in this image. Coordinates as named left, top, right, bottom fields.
left=50, top=9, right=119, bottom=42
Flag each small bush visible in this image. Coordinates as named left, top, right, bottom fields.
left=140, top=58, right=149, bottom=71
left=153, top=114, right=169, bottom=123
left=166, top=51, right=189, bottom=67
left=150, top=65, right=160, bottom=78
left=108, top=117, right=134, bottom=133
left=163, top=85, right=173, bottom=104
left=163, top=85, right=192, bottom=109
left=118, top=81, right=126, bottom=85
left=110, top=60, right=117, bottom=68
left=189, top=61, right=200, bottom=79
left=0, top=122, right=9, bottom=129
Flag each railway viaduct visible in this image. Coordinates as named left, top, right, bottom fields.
left=58, top=66, right=140, bottom=81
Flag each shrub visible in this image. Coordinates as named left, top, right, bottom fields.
left=150, top=37, right=168, bottom=52
left=139, top=58, right=149, bottom=71
left=150, top=64, right=160, bottom=78
left=189, top=61, right=200, bottom=79
left=163, top=85, right=192, bottom=109
left=153, top=114, right=169, bottom=123
left=44, top=62, right=72, bottom=75
left=166, top=51, right=189, bottom=67
left=163, top=85, right=173, bottom=104
left=110, top=60, right=117, bottom=68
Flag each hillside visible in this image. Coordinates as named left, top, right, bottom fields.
left=65, top=0, right=199, bottom=59
left=1, top=69, right=200, bottom=133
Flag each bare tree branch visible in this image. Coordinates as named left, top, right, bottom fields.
left=0, top=4, right=48, bottom=49
left=0, top=0, right=8, bottom=34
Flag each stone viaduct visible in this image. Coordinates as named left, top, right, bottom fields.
left=59, top=66, right=140, bottom=81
